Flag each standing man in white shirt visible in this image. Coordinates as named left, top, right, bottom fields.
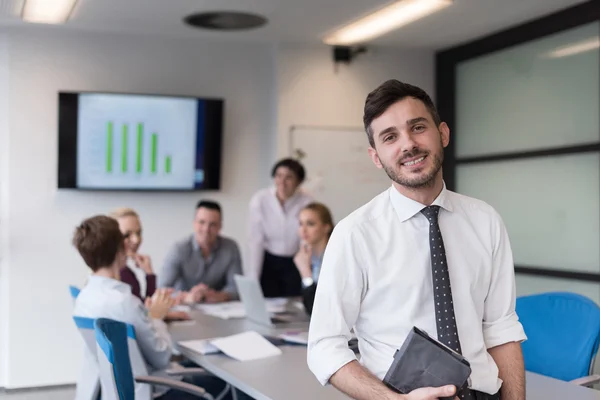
left=307, top=80, right=526, bottom=400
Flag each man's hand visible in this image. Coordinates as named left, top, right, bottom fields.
left=145, top=288, right=175, bottom=320
left=328, top=360, right=458, bottom=400
left=203, top=289, right=231, bottom=303
left=403, top=385, right=457, bottom=400
left=179, top=284, right=209, bottom=304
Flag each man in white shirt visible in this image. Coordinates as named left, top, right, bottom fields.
left=307, top=80, right=526, bottom=400
left=72, top=215, right=232, bottom=400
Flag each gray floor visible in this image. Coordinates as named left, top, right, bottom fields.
left=0, top=385, right=75, bottom=400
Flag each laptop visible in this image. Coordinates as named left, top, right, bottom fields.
left=234, top=274, right=308, bottom=328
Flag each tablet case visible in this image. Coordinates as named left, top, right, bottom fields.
left=383, top=326, right=471, bottom=400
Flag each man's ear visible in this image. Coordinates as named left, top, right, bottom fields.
left=439, top=122, right=450, bottom=148
left=368, top=147, right=383, bottom=169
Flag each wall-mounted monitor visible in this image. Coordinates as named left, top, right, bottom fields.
left=57, top=91, right=223, bottom=191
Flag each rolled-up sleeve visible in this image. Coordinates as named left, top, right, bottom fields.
left=307, top=222, right=365, bottom=385
left=223, top=240, right=243, bottom=299
left=482, top=211, right=527, bottom=349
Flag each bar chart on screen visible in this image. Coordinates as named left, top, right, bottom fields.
left=104, top=122, right=173, bottom=175
left=76, top=93, right=198, bottom=189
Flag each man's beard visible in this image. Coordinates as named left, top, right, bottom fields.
left=381, top=144, right=444, bottom=189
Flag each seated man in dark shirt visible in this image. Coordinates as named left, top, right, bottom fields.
left=159, top=200, right=242, bottom=303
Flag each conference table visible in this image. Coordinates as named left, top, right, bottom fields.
left=169, top=306, right=600, bottom=400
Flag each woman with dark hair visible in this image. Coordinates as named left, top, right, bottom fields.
left=247, top=158, right=313, bottom=297
left=293, top=202, right=334, bottom=315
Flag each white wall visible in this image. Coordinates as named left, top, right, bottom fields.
left=276, top=45, right=434, bottom=158
left=2, top=28, right=276, bottom=388
left=0, top=29, right=434, bottom=388
left=0, top=32, right=10, bottom=388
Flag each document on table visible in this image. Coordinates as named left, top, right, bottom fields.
left=194, top=301, right=246, bottom=319
left=278, top=331, right=309, bottom=345
left=179, top=331, right=282, bottom=361
left=178, top=338, right=220, bottom=355
left=194, top=299, right=289, bottom=319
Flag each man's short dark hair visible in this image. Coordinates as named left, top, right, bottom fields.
left=72, top=215, right=124, bottom=272
left=363, top=79, right=441, bottom=148
left=271, top=158, right=306, bottom=183
left=196, top=200, right=222, bottom=216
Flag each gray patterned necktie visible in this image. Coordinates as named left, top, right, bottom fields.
left=421, top=205, right=474, bottom=400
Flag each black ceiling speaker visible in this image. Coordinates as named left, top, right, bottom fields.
left=332, top=46, right=367, bottom=64
left=184, top=11, right=268, bottom=31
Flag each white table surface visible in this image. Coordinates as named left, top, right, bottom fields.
left=169, top=307, right=600, bottom=400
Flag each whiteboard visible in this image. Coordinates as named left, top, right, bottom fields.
left=290, top=126, right=391, bottom=223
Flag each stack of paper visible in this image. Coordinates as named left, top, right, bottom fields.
left=178, top=338, right=220, bottom=355
left=278, top=331, right=309, bottom=345
left=194, top=302, right=246, bottom=319
left=264, top=298, right=288, bottom=313
left=179, top=331, right=282, bottom=361
left=193, top=299, right=290, bottom=319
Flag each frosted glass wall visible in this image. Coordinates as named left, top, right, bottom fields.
left=454, top=21, right=600, bottom=301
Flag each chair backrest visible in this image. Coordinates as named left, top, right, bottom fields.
left=74, top=316, right=151, bottom=400
left=73, top=317, right=152, bottom=400
left=73, top=317, right=101, bottom=400
left=95, top=318, right=135, bottom=400
left=516, top=292, right=600, bottom=381
left=70, top=285, right=81, bottom=300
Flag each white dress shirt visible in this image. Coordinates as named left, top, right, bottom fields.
left=246, top=187, right=313, bottom=278
left=73, top=275, right=174, bottom=396
left=307, top=185, right=526, bottom=394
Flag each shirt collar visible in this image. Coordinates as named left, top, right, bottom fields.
left=191, top=235, right=222, bottom=254
left=389, top=182, right=454, bottom=222
left=270, top=186, right=302, bottom=206
left=87, top=275, right=132, bottom=294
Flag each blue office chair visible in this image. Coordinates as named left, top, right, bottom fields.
left=75, top=316, right=228, bottom=400
left=94, top=318, right=217, bottom=400
left=70, top=285, right=81, bottom=300
left=516, top=292, right=600, bottom=386
left=95, top=318, right=135, bottom=400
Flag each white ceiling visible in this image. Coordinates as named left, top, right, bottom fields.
left=0, top=0, right=591, bottom=49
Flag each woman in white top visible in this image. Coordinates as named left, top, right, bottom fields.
left=247, top=158, right=313, bottom=297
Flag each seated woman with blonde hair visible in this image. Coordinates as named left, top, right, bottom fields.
left=110, top=207, right=189, bottom=320
left=109, top=207, right=157, bottom=301
left=293, top=202, right=334, bottom=315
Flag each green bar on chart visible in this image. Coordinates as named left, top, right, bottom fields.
left=165, top=155, right=172, bottom=174
left=151, top=133, right=158, bottom=173
left=121, top=124, right=128, bottom=173
left=106, top=122, right=113, bottom=173
left=136, top=123, right=143, bottom=173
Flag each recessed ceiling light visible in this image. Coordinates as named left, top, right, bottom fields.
left=323, top=0, right=452, bottom=46
left=22, top=0, right=77, bottom=24
left=184, top=11, right=268, bottom=31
